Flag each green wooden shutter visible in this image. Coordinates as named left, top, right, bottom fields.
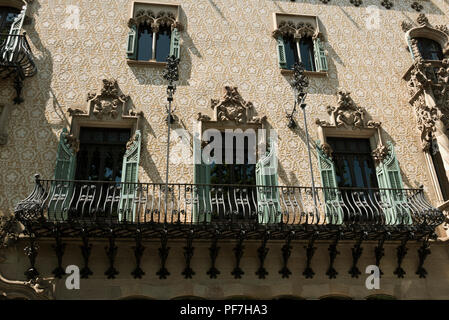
left=49, top=128, right=77, bottom=221
left=375, top=141, right=410, bottom=225
left=313, top=38, right=328, bottom=72
left=256, top=140, right=281, bottom=224
left=276, top=36, right=287, bottom=69
left=316, top=143, right=342, bottom=224
left=119, top=130, right=141, bottom=222
left=3, top=4, right=27, bottom=62
left=127, top=25, right=138, bottom=60
left=169, top=27, right=181, bottom=60
left=193, top=133, right=211, bottom=223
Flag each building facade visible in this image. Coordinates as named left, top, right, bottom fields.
left=1, top=0, right=449, bottom=300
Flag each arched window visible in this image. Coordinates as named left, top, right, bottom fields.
left=414, top=37, right=443, bottom=60
left=299, top=37, right=316, bottom=72
left=155, top=24, right=172, bottom=62
left=137, top=22, right=153, bottom=61
left=280, top=35, right=316, bottom=71
left=0, top=6, right=20, bottom=35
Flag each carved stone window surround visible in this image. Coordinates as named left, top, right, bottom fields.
left=315, top=90, right=386, bottom=163
left=67, top=79, right=143, bottom=147
left=196, top=86, right=268, bottom=155
left=128, top=1, right=182, bottom=63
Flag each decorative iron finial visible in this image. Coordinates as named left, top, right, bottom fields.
left=291, top=62, right=309, bottom=102
left=163, top=55, right=180, bottom=85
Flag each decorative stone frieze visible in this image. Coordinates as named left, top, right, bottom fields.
left=272, top=21, right=319, bottom=40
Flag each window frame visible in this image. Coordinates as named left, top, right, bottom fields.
left=127, top=1, right=182, bottom=67
left=272, top=13, right=328, bottom=76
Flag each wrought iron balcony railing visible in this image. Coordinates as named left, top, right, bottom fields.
left=14, top=176, right=443, bottom=240
left=0, top=33, right=37, bottom=104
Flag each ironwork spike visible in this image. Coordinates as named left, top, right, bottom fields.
left=279, top=231, right=294, bottom=278
left=52, top=227, right=66, bottom=279
left=207, top=229, right=220, bottom=279
left=231, top=229, right=246, bottom=279
left=326, top=231, right=342, bottom=279
left=256, top=231, right=270, bottom=279
left=104, top=229, right=119, bottom=279
left=182, top=229, right=195, bottom=279
left=156, top=229, right=170, bottom=279
left=374, top=232, right=389, bottom=276
left=131, top=229, right=145, bottom=279
left=416, top=239, right=431, bottom=278
left=80, top=229, right=93, bottom=279
left=23, top=227, right=39, bottom=280
left=303, top=231, right=318, bottom=279
left=348, top=231, right=368, bottom=278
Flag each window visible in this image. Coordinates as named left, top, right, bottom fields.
left=0, top=6, right=19, bottom=35
left=327, top=138, right=378, bottom=189
left=127, top=4, right=181, bottom=63
left=75, top=127, right=131, bottom=182
left=414, top=37, right=443, bottom=60
left=273, top=15, right=328, bottom=72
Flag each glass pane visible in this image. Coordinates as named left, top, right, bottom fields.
left=283, top=35, right=298, bottom=70
left=155, top=25, right=171, bottom=62
left=415, top=37, right=443, bottom=60
left=137, top=23, right=153, bottom=61
left=0, top=7, right=20, bottom=36
left=299, top=37, right=315, bottom=71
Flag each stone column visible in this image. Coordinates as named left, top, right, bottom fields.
left=434, top=119, right=449, bottom=180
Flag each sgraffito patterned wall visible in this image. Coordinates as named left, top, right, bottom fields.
left=1, top=0, right=449, bottom=215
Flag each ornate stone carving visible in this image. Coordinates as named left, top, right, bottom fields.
left=198, top=86, right=266, bottom=125
left=325, top=90, right=379, bottom=129
left=416, top=13, right=429, bottom=27
left=272, top=21, right=319, bottom=40
left=320, top=142, right=333, bottom=158
left=401, top=21, right=413, bottom=33
left=372, top=144, right=389, bottom=163
left=68, top=79, right=141, bottom=120
left=0, top=216, right=20, bottom=248
left=128, top=10, right=182, bottom=31
left=0, top=273, right=54, bottom=300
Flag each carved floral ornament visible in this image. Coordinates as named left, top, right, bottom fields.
left=128, top=10, right=182, bottom=32
left=272, top=20, right=321, bottom=40
left=315, top=90, right=388, bottom=162
left=197, top=86, right=267, bottom=125
left=68, top=79, right=143, bottom=120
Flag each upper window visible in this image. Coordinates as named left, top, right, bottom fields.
left=127, top=3, right=182, bottom=63
left=272, top=14, right=328, bottom=72
left=0, top=6, right=20, bottom=36
left=414, top=37, right=443, bottom=60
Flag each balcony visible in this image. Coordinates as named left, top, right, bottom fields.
left=0, top=33, right=37, bottom=104
left=14, top=175, right=443, bottom=241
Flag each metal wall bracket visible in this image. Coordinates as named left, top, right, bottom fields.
left=51, top=227, right=66, bottom=279
left=279, top=231, right=294, bottom=278
left=256, top=231, right=270, bottom=279
left=416, top=239, right=431, bottom=278
left=348, top=231, right=367, bottom=278
left=131, top=229, right=145, bottom=279
left=80, top=229, right=93, bottom=279
left=156, top=229, right=170, bottom=279
left=374, top=232, right=389, bottom=276
left=326, top=231, right=342, bottom=279
left=207, top=229, right=220, bottom=279
left=104, top=229, right=119, bottom=279
left=394, top=233, right=413, bottom=278
left=303, top=231, right=318, bottom=279
left=182, top=229, right=195, bottom=279
left=231, top=230, right=245, bottom=279
left=24, top=231, right=39, bottom=280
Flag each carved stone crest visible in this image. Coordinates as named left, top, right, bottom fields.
left=128, top=10, right=182, bottom=31
left=319, top=90, right=379, bottom=130
left=198, top=86, right=266, bottom=125
left=67, top=79, right=142, bottom=120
